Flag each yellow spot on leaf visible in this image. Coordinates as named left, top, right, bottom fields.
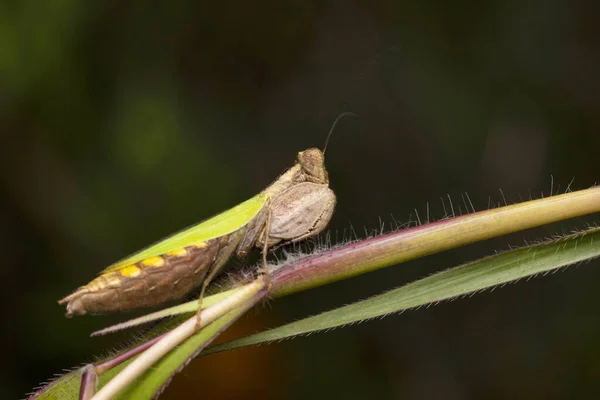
left=141, top=256, right=165, bottom=268
left=190, top=241, right=207, bottom=248
left=119, top=265, right=141, bottom=277
left=165, top=248, right=188, bottom=258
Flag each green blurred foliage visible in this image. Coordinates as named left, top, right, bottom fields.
left=2, top=1, right=599, bottom=399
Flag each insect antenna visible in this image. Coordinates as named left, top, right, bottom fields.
left=323, top=111, right=358, bottom=154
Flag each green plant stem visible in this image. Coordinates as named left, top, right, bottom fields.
left=271, top=187, right=600, bottom=296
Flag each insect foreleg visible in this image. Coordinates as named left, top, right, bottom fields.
left=237, top=204, right=274, bottom=286
left=236, top=201, right=271, bottom=257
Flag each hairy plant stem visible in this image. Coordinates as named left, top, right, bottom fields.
left=270, top=187, right=600, bottom=296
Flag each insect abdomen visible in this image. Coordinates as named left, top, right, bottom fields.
left=59, top=234, right=238, bottom=316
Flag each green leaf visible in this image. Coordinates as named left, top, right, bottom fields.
left=28, top=283, right=265, bottom=400
left=27, top=368, right=85, bottom=400
left=111, top=307, right=247, bottom=400
left=205, top=226, right=600, bottom=354
left=26, top=310, right=245, bottom=400
left=99, top=280, right=266, bottom=400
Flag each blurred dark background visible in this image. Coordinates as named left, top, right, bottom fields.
left=2, top=1, right=600, bottom=399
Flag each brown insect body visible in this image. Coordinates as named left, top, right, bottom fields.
left=59, top=148, right=335, bottom=316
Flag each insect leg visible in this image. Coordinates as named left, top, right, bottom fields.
left=194, top=230, right=245, bottom=330
left=260, top=208, right=273, bottom=289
